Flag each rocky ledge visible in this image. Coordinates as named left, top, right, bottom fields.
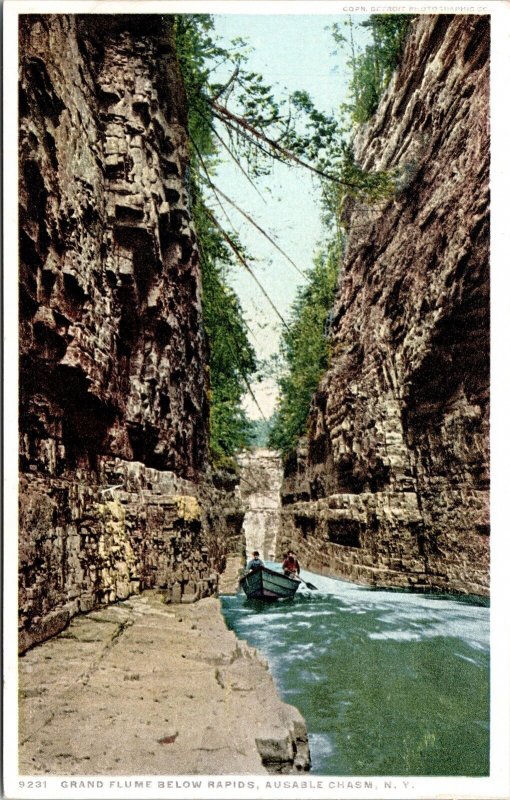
left=19, top=591, right=310, bottom=775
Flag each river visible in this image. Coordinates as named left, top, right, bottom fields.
left=220, top=566, right=489, bottom=776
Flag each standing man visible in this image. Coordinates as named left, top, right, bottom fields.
left=282, top=551, right=300, bottom=577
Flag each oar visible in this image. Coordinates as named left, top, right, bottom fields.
left=297, top=575, right=318, bottom=591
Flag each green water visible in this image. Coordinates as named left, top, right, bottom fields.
left=220, top=567, right=489, bottom=776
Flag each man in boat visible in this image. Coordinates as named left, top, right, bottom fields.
left=246, top=550, right=264, bottom=571
left=282, top=550, right=300, bottom=578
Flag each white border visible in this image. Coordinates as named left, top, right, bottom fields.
left=4, top=1, right=510, bottom=799
left=4, top=2, right=22, bottom=798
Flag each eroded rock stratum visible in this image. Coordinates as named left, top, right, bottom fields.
left=279, top=15, right=490, bottom=596
left=18, top=14, right=244, bottom=652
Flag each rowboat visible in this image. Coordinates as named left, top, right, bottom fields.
left=239, top=565, right=300, bottom=601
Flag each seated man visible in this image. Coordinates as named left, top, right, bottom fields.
left=282, top=550, right=300, bottom=578
left=246, top=550, right=264, bottom=571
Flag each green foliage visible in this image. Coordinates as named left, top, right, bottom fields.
left=269, top=242, right=341, bottom=455
left=173, top=15, right=216, bottom=155
left=332, top=14, right=413, bottom=124
left=318, top=14, right=413, bottom=230
left=174, top=16, right=257, bottom=466
left=319, top=139, right=396, bottom=233
left=248, top=417, right=275, bottom=448
left=194, top=194, right=257, bottom=466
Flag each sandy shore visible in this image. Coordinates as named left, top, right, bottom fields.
left=19, top=586, right=309, bottom=775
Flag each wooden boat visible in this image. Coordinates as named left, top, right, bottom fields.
left=239, top=565, right=300, bottom=601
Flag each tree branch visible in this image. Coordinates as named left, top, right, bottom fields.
left=213, top=185, right=305, bottom=278
left=204, top=207, right=290, bottom=332
left=210, top=65, right=240, bottom=102
left=211, top=100, right=361, bottom=188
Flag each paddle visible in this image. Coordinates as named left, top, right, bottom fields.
left=297, top=575, right=318, bottom=591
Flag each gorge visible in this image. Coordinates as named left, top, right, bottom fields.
left=16, top=9, right=490, bottom=779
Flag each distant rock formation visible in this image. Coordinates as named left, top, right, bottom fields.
left=279, top=15, right=490, bottom=596
left=238, top=449, right=283, bottom=561
left=18, top=14, right=243, bottom=651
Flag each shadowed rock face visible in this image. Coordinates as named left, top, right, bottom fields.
left=19, top=14, right=207, bottom=479
left=279, top=15, right=490, bottom=596
left=18, top=15, right=242, bottom=651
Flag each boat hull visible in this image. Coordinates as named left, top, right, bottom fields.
left=240, top=565, right=300, bottom=601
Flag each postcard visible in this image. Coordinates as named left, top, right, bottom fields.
left=4, top=1, right=509, bottom=798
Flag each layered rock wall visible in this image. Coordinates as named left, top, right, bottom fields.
left=18, top=14, right=242, bottom=651
left=18, top=458, right=243, bottom=652
left=280, top=15, right=490, bottom=596
left=20, top=14, right=206, bottom=478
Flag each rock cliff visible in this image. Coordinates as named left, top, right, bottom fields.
left=279, top=15, right=490, bottom=596
left=18, top=14, right=243, bottom=651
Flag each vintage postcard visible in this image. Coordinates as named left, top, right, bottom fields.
left=3, top=0, right=509, bottom=798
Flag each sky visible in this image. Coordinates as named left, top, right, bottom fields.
left=208, top=14, right=370, bottom=419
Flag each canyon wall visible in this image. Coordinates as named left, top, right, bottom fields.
left=18, top=14, right=243, bottom=652
left=279, top=15, right=490, bottom=596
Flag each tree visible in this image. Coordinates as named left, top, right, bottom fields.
left=269, top=14, right=414, bottom=455
left=332, top=14, right=413, bottom=124
left=269, top=243, right=341, bottom=455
